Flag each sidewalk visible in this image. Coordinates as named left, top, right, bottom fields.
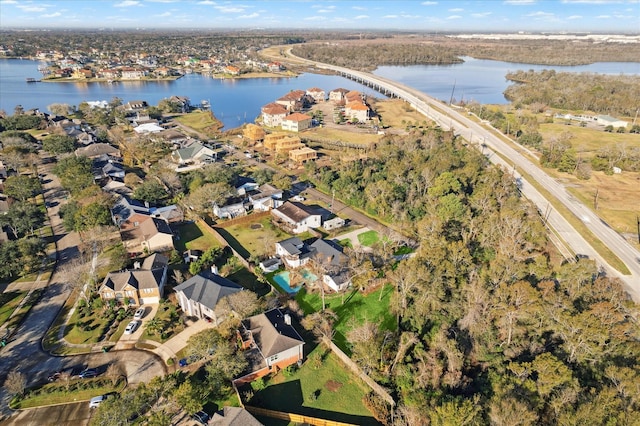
left=152, top=319, right=213, bottom=364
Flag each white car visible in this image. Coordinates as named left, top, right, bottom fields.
left=89, top=395, right=107, bottom=408
left=124, top=320, right=139, bottom=334
left=133, top=307, right=146, bottom=320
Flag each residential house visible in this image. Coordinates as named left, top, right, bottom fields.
left=98, top=253, right=168, bottom=305
left=275, top=237, right=312, bottom=268
left=248, top=184, right=283, bottom=211
left=258, top=257, right=282, bottom=273
left=323, top=216, right=346, bottom=231
left=161, top=129, right=190, bottom=147
left=111, top=196, right=150, bottom=225
left=309, top=239, right=351, bottom=292
left=306, top=87, right=326, bottom=103
left=289, top=147, right=317, bottom=164
left=119, top=213, right=174, bottom=256
left=235, top=177, right=259, bottom=196
left=93, top=159, right=125, bottom=180
left=150, top=205, right=184, bottom=224
left=210, top=406, right=263, bottom=426
left=329, top=88, right=350, bottom=104
left=134, top=123, right=164, bottom=134
left=101, top=178, right=130, bottom=195
left=125, top=100, right=149, bottom=111
left=75, top=143, right=121, bottom=159
left=98, top=69, right=119, bottom=80
left=261, top=103, right=288, bottom=127
left=267, top=62, right=284, bottom=72
left=235, top=308, right=305, bottom=384
left=120, top=68, right=147, bottom=80
left=345, top=101, right=370, bottom=122
left=168, top=96, right=191, bottom=113
left=271, top=201, right=321, bottom=234
left=225, top=65, right=241, bottom=75
left=281, top=113, right=312, bottom=132
left=174, top=269, right=243, bottom=322
left=213, top=196, right=247, bottom=219
left=72, top=68, right=93, bottom=79
left=171, top=142, right=216, bottom=165
left=275, top=90, right=308, bottom=112
left=76, top=131, right=95, bottom=145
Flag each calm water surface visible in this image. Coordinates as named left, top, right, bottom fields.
left=2, top=57, right=639, bottom=129
left=373, top=56, right=640, bottom=105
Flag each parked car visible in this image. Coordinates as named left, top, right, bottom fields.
left=291, top=195, right=305, bottom=202
left=79, top=368, right=97, bottom=379
left=89, top=395, right=107, bottom=408
left=47, top=371, right=62, bottom=382
left=192, top=411, right=210, bottom=425
left=133, top=307, right=146, bottom=320
left=124, top=320, right=139, bottom=334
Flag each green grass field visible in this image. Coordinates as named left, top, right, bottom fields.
left=357, top=230, right=380, bottom=247
left=296, top=285, right=396, bottom=354
left=222, top=217, right=291, bottom=259
left=173, top=221, right=222, bottom=253
left=248, top=345, right=378, bottom=425
left=0, top=291, right=27, bottom=327
left=173, top=110, right=223, bottom=138
left=11, top=378, right=126, bottom=409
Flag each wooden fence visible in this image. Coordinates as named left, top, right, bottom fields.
left=195, top=218, right=253, bottom=270
left=328, top=340, right=396, bottom=407
left=244, top=406, right=358, bottom=426
left=215, top=210, right=271, bottom=229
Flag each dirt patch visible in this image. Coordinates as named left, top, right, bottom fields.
left=250, top=223, right=263, bottom=230
left=325, top=380, right=343, bottom=392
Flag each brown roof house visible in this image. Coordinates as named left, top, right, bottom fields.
left=271, top=201, right=321, bottom=234
left=174, top=268, right=243, bottom=322
left=235, top=308, right=305, bottom=384
left=281, top=113, right=312, bottom=133
left=75, top=143, right=121, bottom=159
left=119, top=213, right=174, bottom=256
left=98, top=253, right=168, bottom=305
left=275, top=89, right=308, bottom=112
left=261, top=102, right=288, bottom=128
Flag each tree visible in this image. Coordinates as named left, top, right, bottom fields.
left=105, top=363, right=124, bottom=386
left=0, top=201, right=45, bottom=238
left=47, top=103, right=73, bottom=117
left=214, top=290, right=261, bottom=323
left=187, top=328, right=225, bottom=360
left=173, top=380, right=204, bottom=415
left=42, top=134, right=75, bottom=155
left=3, top=175, right=39, bottom=201
left=53, top=156, right=94, bottom=194
left=301, top=309, right=337, bottom=344
left=4, top=370, right=26, bottom=396
left=185, top=182, right=233, bottom=214
left=132, top=180, right=168, bottom=205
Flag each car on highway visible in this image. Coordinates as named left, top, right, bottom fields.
left=89, top=395, right=107, bottom=408
left=133, top=307, right=146, bottom=320
left=124, top=320, right=139, bottom=334
left=79, top=368, right=97, bottom=379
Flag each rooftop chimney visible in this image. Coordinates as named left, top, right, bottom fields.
left=211, top=265, right=218, bottom=275
left=133, top=261, right=141, bottom=270
left=284, top=314, right=291, bottom=326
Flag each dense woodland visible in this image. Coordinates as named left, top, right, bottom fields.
left=504, top=70, right=640, bottom=117
left=304, top=129, right=640, bottom=425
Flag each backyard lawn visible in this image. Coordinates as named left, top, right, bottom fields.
left=173, top=221, right=222, bottom=253
left=221, top=217, right=291, bottom=259
left=357, top=230, right=380, bottom=247
left=295, top=285, right=396, bottom=354
left=246, top=345, right=379, bottom=426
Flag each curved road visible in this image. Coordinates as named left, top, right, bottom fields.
left=0, top=158, right=165, bottom=422
left=265, top=47, right=640, bottom=301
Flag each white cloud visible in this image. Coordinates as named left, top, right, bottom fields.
left=383, top=14, right=399, bottom=18
left=239, top=12, right=258, bottom=19
left=354, top=15, right=369, bottom=19
left=449, top=8, right=464, bottom=12
left=16, top=4, right=47, bottom=12
left=526, top=11, right=554, bottom=17
left=596, top=14, right=612, bottom=18
left=214, top=5, right=245, bottom=13
left=567, top=14, right=582, bottom=19
left=41, top=11, right=61, bottom=18
left=446, top=15, right=462, bottom=19
left=303, top=15, right=327, bottom=21
left=504, top=0, right=536, bottom=4
left=421, top=1, right=438, bottom=4
left=471, top=12, right=492, bottom=18
left=318, top=8, right=335, bottom=13
left=197, top=1, right=216, bottom=4
left=114, top=1, right=141, bottom=7
left=0, top=0, right=18, bottom=4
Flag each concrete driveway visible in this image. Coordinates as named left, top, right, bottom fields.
left=4, top=401, right=93, bottom=426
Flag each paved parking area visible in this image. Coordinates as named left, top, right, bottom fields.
left=4, top=401, right=93, bottom=426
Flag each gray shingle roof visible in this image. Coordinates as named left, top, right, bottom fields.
left=243, top=308, right=304, bottom=358
left=174, top=271, right=242, bottom=311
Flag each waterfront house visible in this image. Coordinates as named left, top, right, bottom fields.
left=275, top=90, right=308, bottom=112
left=235, top=308, right=305, bottom=384
left=289, top=147, right=317, bottom=164
left=329, top=88, right=350, bottom=104
left=281, top=113, right=312, bottom=132
left=306, top=87, right=326, bottom=103
left=261, top=103, right=288, bottom=128
left=174, top=269, right=243, bottom=322
left=98, top=253, right=168, bottom=305
left=345, top=101, right=370, bottom=122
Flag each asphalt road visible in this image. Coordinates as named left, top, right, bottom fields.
left=268, top=47, right=640, bottom=301
left=0, top=158, right=165, bottom=423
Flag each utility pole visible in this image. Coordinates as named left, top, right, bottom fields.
left=637, top=215, right=640, bottom=245
left=594, top=188, right=599, bottom=210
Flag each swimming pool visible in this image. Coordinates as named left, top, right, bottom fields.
left=272, top=270, right=318, bottom=294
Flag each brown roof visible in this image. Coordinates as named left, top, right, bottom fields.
left=75, top=143, right=120, bottom=158
left=347, top=102, right=369, bottom=111
left=278, top=90, right=306, bottom=101
left=120, top=213, right=172, bottom=243
left=261, top=102, right=288, bottom=115
left=283, top=112, right=311, bottom=122
left=274, top=201, right=316, bottom=223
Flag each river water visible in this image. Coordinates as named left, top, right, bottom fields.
left=1, top=57, right=639, bottom=129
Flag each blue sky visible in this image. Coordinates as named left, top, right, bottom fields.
left=0, top=0, right=638, bottom=32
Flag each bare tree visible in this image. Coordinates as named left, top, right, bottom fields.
left=105, top=363, right=124, bottom=386
left=214, top=291, right=261, bottom=323
left=4, top=371, right=26, bottom=396
left=56, top=257, right=95, bottom=303
left=301, top=310, right=337, bottom=344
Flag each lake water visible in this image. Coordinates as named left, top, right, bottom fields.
left=2, top=57, right=639, bottom=129
left=373, top=56, right=640, bottom=105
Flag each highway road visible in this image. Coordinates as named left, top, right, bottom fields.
left=270, top=47, right=640, bottom=301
